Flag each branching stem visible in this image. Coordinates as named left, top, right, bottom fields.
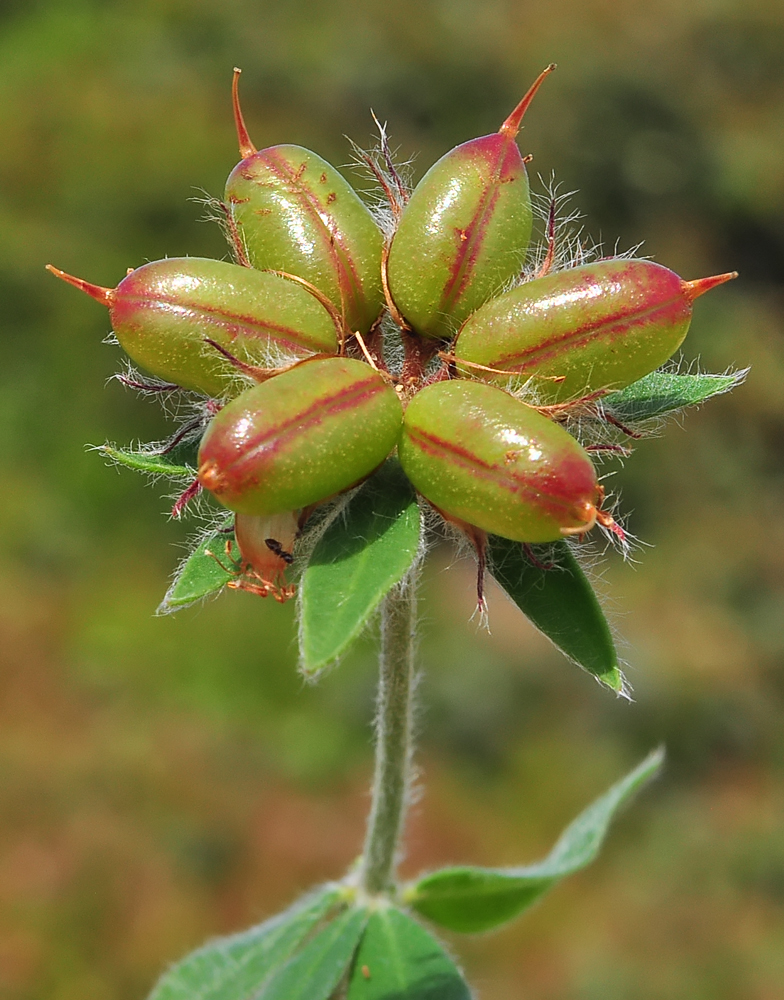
left=360, top=572, right=418, bottom=895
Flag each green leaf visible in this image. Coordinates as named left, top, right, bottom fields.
left=299, top=460, right=422, bottom=675
left=602, top=369, right=747, bottom=424
left=260, top=904, right=368, bottom=1000
left=487, top=536, right=623, bottom=692
left=158, top=522, right=237, bottom=613
left=148, top=885, right=342, bottom=1000
left=407, top=748, right=665, bottom=933
left=347, top=906, right=471, bottom=1000
left=100, top=438, right=200, bottom=478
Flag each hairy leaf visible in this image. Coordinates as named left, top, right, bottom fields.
left=158, top=522, right=236, bottom=613
left=299, top=460, right=421, bottom=675
left=487, top=536, right=622, bottom=691
left=347, top=906, right=471, bottom=1000
left=407, top=748, right=664, bottom=933
left=260, top=904, right=368, bottom=1000
left=602, top=369, right=747, bottom=424
left=148, top=886, right=342, bottom=1000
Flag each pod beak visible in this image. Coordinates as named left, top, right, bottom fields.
left=681, top=270, right=738, bottom=302
left=46, top=264, right=114, bottom=306
left=232, top=67, right=258, bottom=160
left=499, top=63, right=556, bottom=138
left=198, top=459, right=228, bottom=493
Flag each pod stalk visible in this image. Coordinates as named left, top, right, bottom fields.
left=232, top=67, right=257, bottom=160
left=499, top=63, right=556, bottom=138
left=360, top=573, right=419, bottom=895
left=46, top=264, right=113, bottom=306
left=681, top=270, right=738, bottom=302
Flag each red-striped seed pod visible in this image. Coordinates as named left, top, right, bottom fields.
left=47, top=257, right=340, bottom=397
left=454, top=259, right=738, bottom=403
left=398, top=380, right=600, bottom=542
left=225, top=70, right=384, bottom=335
left=198, top=356, right=403, bottom=516
left=386, top=65, right=555, bottom=341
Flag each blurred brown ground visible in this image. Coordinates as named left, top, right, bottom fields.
left=1, top=1, right=783, bottom=998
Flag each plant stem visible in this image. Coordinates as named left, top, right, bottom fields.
left=360, top=572, right=418, bottom=895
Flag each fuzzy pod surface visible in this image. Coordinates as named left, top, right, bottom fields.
left=454, top=259, right=737, bottom=403
left=398, top=380, right=600, bottom=542
left=48, top=257, right=340, bottom=397
left=198, top=357, right=403, bottom=515
left=386, top=67, right=554, bottom=340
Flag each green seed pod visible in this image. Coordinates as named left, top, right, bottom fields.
left=386, top=65, right=554, bottom=341
left=454, top=259, right=738, bottom=403
left=225, top=70, right=384, bottom=334
left=398, top=380, right=600, bottom=542
left=47, top=257, right=339, bottom=397
left=198, top=356, right=403, bottom=516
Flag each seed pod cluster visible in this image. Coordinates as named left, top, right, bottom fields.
left=49, top=66, right=736, bottom=600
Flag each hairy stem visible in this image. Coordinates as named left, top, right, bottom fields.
left=360, top=573, right=418, bottom=895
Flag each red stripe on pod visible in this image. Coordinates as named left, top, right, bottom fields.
left=224, top=79, right=384, bottom=336
left=48, top=257, right=340, bottom=397
left=387, top=66, right=555, bottom=340
left=198, top=356, right=403, bottom=516
left=455, top=260, right=738, bottom=403
left=399, top=380, right=600, bottom=543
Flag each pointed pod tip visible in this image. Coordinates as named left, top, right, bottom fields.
left=46, top=264, right=113, bottom=306
left=232, top=66, right=257, bottom=160
left=197, top=459, right=226, bottom=493
left=499, top=63, right=556, bottom=138
left=682, top=270, right=738, bottom=302
left=560, top=500, right=598, bottom=538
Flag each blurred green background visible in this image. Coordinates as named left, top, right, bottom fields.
left=1, top=0, right=783, bottom=997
